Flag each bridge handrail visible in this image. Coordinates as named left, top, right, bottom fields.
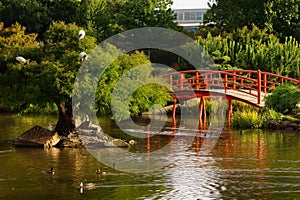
left=159, top=69, right=300, bottom=105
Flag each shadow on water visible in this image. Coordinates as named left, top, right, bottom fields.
left=0, top=114, right=300, bottom=199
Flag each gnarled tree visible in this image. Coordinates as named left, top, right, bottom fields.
left=0, top=22, right=96, bottom=136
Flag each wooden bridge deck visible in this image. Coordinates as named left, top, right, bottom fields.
left=173, top=89, right=266, bottom=107
left=211, top=89, right=265, bottom=107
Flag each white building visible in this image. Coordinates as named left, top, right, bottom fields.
left=173, top=8, right=208, bottom=32
left=172, top=0, right=216, bottom=32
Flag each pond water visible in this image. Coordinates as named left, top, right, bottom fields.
left=0, top=114, right=300, bottom=199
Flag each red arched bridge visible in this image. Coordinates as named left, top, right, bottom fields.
left=159, top=69, right=300, bottom=124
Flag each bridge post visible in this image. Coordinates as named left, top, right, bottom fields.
left=172, top=100, right=177, bottom=127
left=180, top=73, right=184, bottom=90
left=257, top=70, right=261, bottom=104
left=227, top=100, right=232, bottom=126
left=263, top=73, right=267, bottom=93
left=233, top=72, right=236, bottom=90
left=199, top=97, right=203, bottom=124
left=195, top=71, right=199, bottom=90
left=224, top=74, right=228, bottom=93
left=199, top=97, right=206, bottom=125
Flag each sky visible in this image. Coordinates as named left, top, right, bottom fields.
left=171, top=0, right=210, bottom=9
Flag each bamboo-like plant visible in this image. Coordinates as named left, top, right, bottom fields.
left=197, top=25, right=300, bottom=81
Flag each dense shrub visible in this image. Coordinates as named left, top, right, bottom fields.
left=265, top=84, right=300, bottom=114
left=95, top=51, right=172, bottom=122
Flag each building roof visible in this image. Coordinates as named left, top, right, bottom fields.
left=171, top=0, right=210, bottom=9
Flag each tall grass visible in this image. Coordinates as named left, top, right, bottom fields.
left=232, top=110, right=263, bottom=128
left=231, top=101, right=282, bottom=129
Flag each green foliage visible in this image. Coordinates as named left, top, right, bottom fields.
left=264, top=0, right=300, bottom=41
left=41, top=21, right=96, bottom=104
left=262, top=108, right=282, bottom=122
left=204, top=0, right=267, bottom=32
left=231, top=101, right=283, bottom=129
left=0, top=22, right=172, bottom=122
left=197, top=25, right=300, bottom=78
left=232, top=101, right=258, bottom=112
left=197, top=33, right=234, bottom=70
left=0, top=22, right=42, bottom=111
left=282, top=115, right=300, bottom=123
left=0, top=22, right=41, bottom=67
left=0, top=22, right=96, bottom=112
left=231, top=101, right=264, bottom=128
left=76, top=0, right=178, bottom=41
left=130, top=83, right=171, bottom=116
left=118, top=0, right=177, bottom=30
left=17, top=103, right=58, bottom=115
left=195, top=26, right=225, bottom=39
left=205, top=0, right=300, bottom=41
left=96, top=51, right=172, bottom=121
left=265, top=84, right=300, bottom=114
left=0, top=0, right=80, bottom=38
left=231, top=110, right=263, bottom=129
left=0, top=0, right=178, bottom=42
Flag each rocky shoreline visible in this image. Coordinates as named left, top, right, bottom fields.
left=10, top=115, right=300, bottom=149
left=11, top=123, right=129, bottom=149
left=267, top=120, right=300, bottom=132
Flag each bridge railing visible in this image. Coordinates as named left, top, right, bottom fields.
left=225, top=69, right=300, bottom=91
left=159, top=70, right=300, bottom=104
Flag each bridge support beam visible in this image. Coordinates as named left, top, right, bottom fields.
left=199, top=97, right=207, bottom=127
left=227, top=100, right=233, bottom=126
left=172, top=100, right=177, bottom=127
left=257, top=69, right=261, bottom=104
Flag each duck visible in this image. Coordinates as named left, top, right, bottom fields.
left=41, top=167, right=55, bottom=175
left=95, top=168, right=106, bottom=175
left=78, top=30, right=85, bottom=40
left=15, top=54, right=27, bottom=64
left=161, top=164, right=176, bottom=170
left=128, top=139, right=136, bottom=145
left=79, top=52, right=88, bottom=61
left=80, top=182, right=95, bottom=190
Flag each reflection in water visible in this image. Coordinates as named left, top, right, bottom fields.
left=161, top=157, right=223, bottom=199
left=0, top=114, right=300, bottom=199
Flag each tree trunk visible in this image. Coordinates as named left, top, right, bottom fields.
left=55, top=101, right=75, bottom=136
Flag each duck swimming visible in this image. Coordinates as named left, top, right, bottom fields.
left=95, top=168, right=106, bottom=175
left=80, top=182, right=95, bottom=190
left=41, top=167, right=55, bottom=175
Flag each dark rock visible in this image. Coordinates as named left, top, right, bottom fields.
left=280, top=120, right=291, bottom=128
left=12, top=120, right=129, bottom=149
left=13, top=125, right=60, bottom=148
left=78, top=126, right=129, bottom=148
left=267, top=119, right=300, bottom=131
left=58, top=132, right=82, bottom=148
left=267, top=120, right=280, bottom=130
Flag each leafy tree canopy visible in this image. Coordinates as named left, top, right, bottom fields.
left=0, top=21, right=96, bottom=135
left=205, top=0, right=267, bottom=31
left=0, top=22, right=172, bottom=134
left=205, top=0, right=300, bottom=41
left=78, top=0, right=178, bottom=41
left=0, top=0, right=178, bottom=41
left=0, top=0, right=80, bottom=38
